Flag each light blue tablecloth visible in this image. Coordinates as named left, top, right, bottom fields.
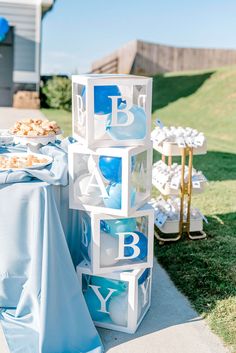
left=0, top=143, right=103, bottom=353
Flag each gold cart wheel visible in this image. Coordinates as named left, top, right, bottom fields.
left=187, top=230, right=207, bottom=240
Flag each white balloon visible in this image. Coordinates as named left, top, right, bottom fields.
left=94, top=114, right=108, bottom=139
left=100, top=231, right=119, bottom=267
left=109, top=293, right=128, bottom=326
left=74, top=174, right=103, bottom=206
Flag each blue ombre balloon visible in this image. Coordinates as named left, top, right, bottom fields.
left=99, top=156, right=122, bottom=183
left=84, top=276, right=127, bottom=322
left=106, top=105, right=147, bottom=140
left=90, top=276, right=127, bottom=294
left=103, top=183, right=136, bottom=209
left=124, top=231, right=148, bottom=260
left=101, top=218, right=137, bottom=237
left=84, top=287, right=109, bottom=322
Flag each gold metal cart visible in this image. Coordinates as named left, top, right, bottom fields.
left=154, top=146, right=207, bottom=243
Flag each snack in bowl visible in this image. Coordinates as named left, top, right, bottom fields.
left=0, top=154, right=51, bottom=170
left=10, top=118, right=61, bottom=137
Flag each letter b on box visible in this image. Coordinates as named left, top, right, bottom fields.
left=78, top=206, right=154, bottom=274
left=72, top=74, right=152, bottom=148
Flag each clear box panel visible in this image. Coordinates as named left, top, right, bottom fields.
left=130, top=151, right=148, bottom=208
left=79, top=211, right=91, bottom=263
left=73, top=83, right=86, bottom=138
left=138, top=268, right=151, bottom=320
left=132, top=84, right=148, bottom=112
left=99, top=216, right=149, bottom=268
left=82, top=274, right=129, bottom=327
left=93, top=84, right=148, bottom=144
left=73, top=151, right=136, bottom=210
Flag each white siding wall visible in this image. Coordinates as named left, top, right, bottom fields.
left=0, top=1, right=41, bottom=84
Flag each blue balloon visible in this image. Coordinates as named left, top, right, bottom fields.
left=90, top=276, right=127, bottom=293
left=84, top=287, right=109, bottom=322
left=138, top=268, right=150, bottom=285
left=81, top=85, right=122, bottom=115
left=0, top=17, right=9, bottom=41
left=101, top=218, right=137, bottom=237
left=106, top=105, right=147, bottom=140
left=99, top=156, right=122, bottom=183
left=83, top=275, right=127, bottom=322
left=103, top=183, right=136, bottom=209
left=99, top=155, right=136, bottom=183
left=124, top=231, right=148, bottom=260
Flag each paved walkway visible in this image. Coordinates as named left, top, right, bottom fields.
left=0, top=107, right=45, bottom=129
left=99, top=259, right=229, bottom=353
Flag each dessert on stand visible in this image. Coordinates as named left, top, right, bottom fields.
left=151, top=124, right=208, bottom=243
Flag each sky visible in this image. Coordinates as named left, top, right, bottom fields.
left=41, top=0, right=236, bottom=75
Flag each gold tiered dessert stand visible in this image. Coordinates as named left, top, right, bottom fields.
left=153, top=141, right=207, bottom=243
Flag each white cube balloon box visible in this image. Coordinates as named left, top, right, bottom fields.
left=77, top=261, right=152, bottom=334
left=68, top=142, right=153, bottom=216
left=78, top=205, right=154, bottom=274
left=72, top=74, right=152, bottom=148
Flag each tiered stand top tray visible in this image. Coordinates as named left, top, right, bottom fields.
left=153, top=139, right=207, bottom=156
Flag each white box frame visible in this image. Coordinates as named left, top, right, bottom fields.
left=69, top=143, right=153, bottom=216
left=72, top=74, right=153, bottom=148
left=79, top=205, right=154, bottom=274
left=77, top=261, right=152, bottom=334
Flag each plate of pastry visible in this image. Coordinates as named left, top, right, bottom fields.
left=9, top=118, right=62, bottom=145
left=0, top=153, right=53, bottom=171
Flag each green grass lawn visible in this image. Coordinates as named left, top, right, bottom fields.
left=152, top=66, right=236, bottom=352
left=41, top=108, right=72, bottom=137
left=42, top=67, right=236, bottom=351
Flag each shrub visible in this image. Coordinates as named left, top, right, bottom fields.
left=42, top=76, right=72, bottom=111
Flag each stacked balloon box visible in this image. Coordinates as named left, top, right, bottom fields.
left=69, top=74, right=154, bottom=333
left=77, top=263, right=152, bottom=334
left=68, top=144, right=153, bottom=216
left=71, top=75, right=152, bottom=147
left=76, top=206, right=154, bottom=274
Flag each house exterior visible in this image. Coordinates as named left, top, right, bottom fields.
left=0, top=0, right=55, bottom=106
